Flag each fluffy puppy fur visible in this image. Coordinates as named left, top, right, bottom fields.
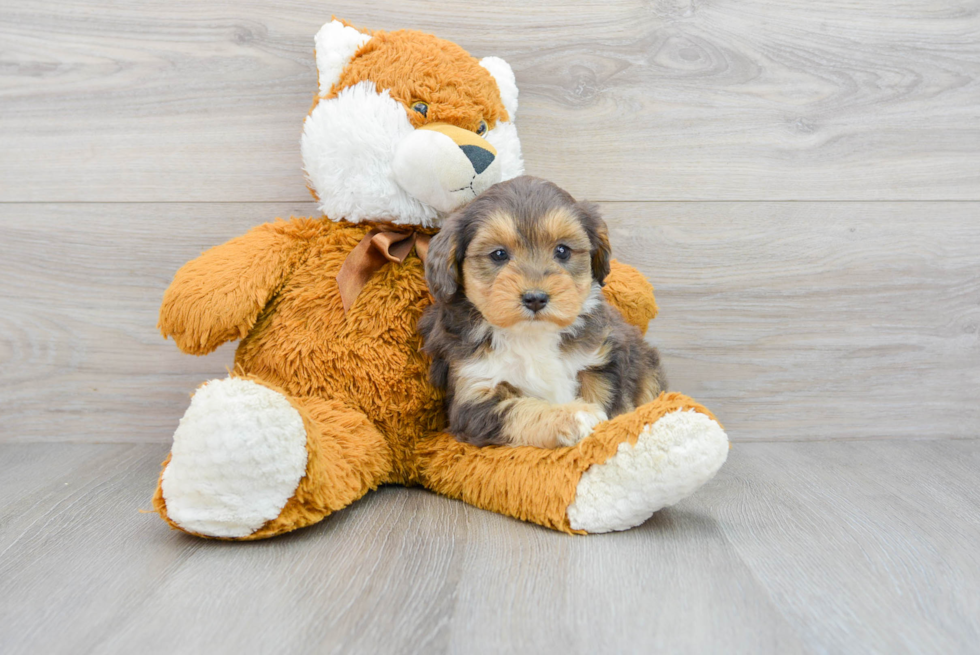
left=420, top=176, right=667, bottom=448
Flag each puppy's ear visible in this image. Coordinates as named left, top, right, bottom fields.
left=577, top=201, right=611, bottom=286
left=425, top=215, right=463, bottom=303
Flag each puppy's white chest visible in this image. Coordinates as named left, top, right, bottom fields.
left=463, top=327, right=595, bottom=404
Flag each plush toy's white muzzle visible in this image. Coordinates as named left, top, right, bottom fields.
left=393, top=122, right=502, bottom=214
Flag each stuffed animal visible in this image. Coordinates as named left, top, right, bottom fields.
left=151, top=19, right=729, bottom=540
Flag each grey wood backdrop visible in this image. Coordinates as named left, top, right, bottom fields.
left=2, top=0, right=978, bottom=443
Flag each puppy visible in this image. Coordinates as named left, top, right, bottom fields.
left=419, top=175, right=667, bottom=448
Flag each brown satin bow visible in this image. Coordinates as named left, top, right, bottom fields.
left=336, top=228, right=431, bottom=312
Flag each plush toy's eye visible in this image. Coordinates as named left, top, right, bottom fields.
left=489, top=249, right=509, bottom=262
left=411, top=101, right=428, bottom=117
left=476, top=120, right=488, bottom=136
left=554, top=245, right=571, bottom=261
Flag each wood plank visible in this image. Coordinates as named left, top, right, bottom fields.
left=1, top=441, right=978, bottom=653
left=449, top=439, right=980, bottom=653
left=2, top=201, right=977, bottom=443
left=443, top=486, right=805, bottom=654
left=699, top=439, right=980, bottom=653
left=603, top=201, right=980, bottom=440
left=2, top=0, right=979, bottom=202
left=0, top=202, right=309, bottom=442
left=0, top=443, right=136, bottom=554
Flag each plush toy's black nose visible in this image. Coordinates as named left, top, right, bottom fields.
left=521, top=291, right=550, bottom=313
left=459, top=145, right=495, bottom=174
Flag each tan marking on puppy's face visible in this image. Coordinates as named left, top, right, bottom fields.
left=462, top=207, right=594, bottom=328
left=461, top=211, right=522, bottom=327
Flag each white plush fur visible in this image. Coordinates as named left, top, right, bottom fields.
left=392, top=128, right=503, bottom=214
left=567, top=410, right=729, bottom=533
left=480, top=56, right=519, bottom=118
left=161, top=378, right=309, bottom=538
left=302, top=81, right=526, bottom=227
left=302, top=82, right=440, bottom=227
left=479, top=56, right=523, bottom=181
left=484, top=120, right=524, bottom=183
left=315, top=20, right=371, bottom=97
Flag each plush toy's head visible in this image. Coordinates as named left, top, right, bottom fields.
left=301, top=20, right=524, bottom=227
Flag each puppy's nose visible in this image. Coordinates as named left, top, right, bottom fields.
left=459, top=145, right=495, bottom=174
left=521, top=291, right=550, bottom=313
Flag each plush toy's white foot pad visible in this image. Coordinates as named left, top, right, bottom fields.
left=567, top=409, right=729, bottom=533
left=161, top=378, right=308, bottom=538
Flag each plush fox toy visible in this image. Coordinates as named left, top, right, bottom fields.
left=152, top=19, right=729, bottom=539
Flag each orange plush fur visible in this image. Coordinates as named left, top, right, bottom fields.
left=331, top=30, right=508, bottom=129
left=153, top=213, right=664, bottom=537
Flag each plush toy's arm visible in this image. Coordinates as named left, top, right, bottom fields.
left=159, top=219, right=314, bottom=355
left=601, top=260, right=660, bottom=336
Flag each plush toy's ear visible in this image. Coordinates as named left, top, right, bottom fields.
left=315, top=19, right=372, bottom=97
left=479, top=56, right=518, bottom=119
left=425, top=216, right=463, bottom=303
left=576, top=201, right=612, bottom=286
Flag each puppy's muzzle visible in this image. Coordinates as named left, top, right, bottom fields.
left=392, top=122, right=501, bottom=214
left=521, top=290, right=549, bottom=313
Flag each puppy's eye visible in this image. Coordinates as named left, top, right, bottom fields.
left=476, top=120, right=488, bottom=136
left=489, top=249, right=509, bottom=262
left=554, top=244, right=572, bottom=261
left=411, top=101, right=429, bottom=117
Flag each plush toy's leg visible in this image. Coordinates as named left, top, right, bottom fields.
left=152, top=377, right=393, bottom=540
left=415, top=392, right=728, bottom=534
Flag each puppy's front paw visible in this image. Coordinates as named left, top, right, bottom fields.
left=558, top=404, right=609, bottom=447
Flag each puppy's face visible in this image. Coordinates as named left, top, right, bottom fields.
left=462, top=208, right=593, bottom=328
left=425, top=176, right=611, bottom=329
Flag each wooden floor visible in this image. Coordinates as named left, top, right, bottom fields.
left=2, top=0, right=979, bottom=653
left=1, top=440, right=978, bottom=654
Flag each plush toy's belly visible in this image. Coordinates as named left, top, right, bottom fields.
left=233, top=222, right=444, bottom=480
